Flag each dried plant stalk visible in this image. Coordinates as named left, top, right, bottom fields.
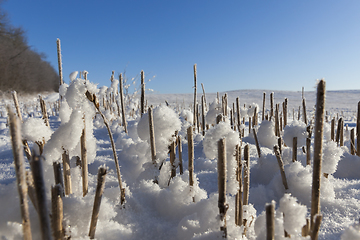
left=188, top=127, right=194, bottom=187
left=12, top=91, right=32, bottom=159
left=331, top=118, right=335, bottom=141
left=141, top=70, right=145, bottom=117
left=310, top=214, right=323, bottom=240
left=270, top=92, right=274, bottom=119
left=51, top=184, right=64, bottom=240
left=8, top=107, right=32, bottom=240
left=178, top=136, right=183, bottom=175
left=119, top=73, right=128, bottom=134
left=26, top=170, right=38, bottom=212
left=311, top=80, right=326, bottom=229
left=62, top=149, right=72, bottom=195
left=193, top=64, right=197, bottom=127
left=86, top=91, right=125, bottom=205
left=81, top=123, right=88, bottom=197
left=351, top=128, right=356, bottom=155
left=53, top=162, right=65, bottom=197
left=266, top=202, right=275, bottom=240
left=302, top=98, right=307, bottom=125
left=236, top=97, right=241, bottom=130
left=262, top=92, right=266, bottom=121
left=292, top=137, right=297, bottom=162
left=243, top=144, right=250, bottom=205
left=148, top=107, right=157, bottom=166
left=218, top=138, right=227, bottom=238
left=169, top=141, right=176, bottom=179
left=306, top=138, right=311, bottom=165
left=274, top=145, right=288, bottom=190
left=57, top=38, right=63, bottom=85
left=235, top=145, right=243, bottom=226
left=89, top=167, right=107, bottom=239
left=31, top=153, right=52, bottom=240
left=39, top=95, right=50, bottom=127
left=201, top=95, right=206, bottom=136
left=253, top=128, right=261, bottom=158
left=283, top=98, right=288, bottom=128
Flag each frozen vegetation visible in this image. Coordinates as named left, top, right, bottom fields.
left=1, top=76, right=360, bottom=240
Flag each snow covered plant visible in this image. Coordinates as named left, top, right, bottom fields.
left=254, top=194, right=308, bottom=240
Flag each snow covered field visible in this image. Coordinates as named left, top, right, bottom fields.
left=1, top=78, right=360, bottom=240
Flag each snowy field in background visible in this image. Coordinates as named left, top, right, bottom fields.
left=1, top=80, right=360, bottom=240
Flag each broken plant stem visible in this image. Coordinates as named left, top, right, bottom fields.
left=86, top=91, right=125, bottom=205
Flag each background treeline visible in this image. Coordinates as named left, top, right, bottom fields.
left=0, top=3, right=59, bottom=95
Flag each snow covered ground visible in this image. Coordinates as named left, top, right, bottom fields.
left=1, top=78, right=360, bottom=239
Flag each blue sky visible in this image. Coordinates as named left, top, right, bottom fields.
left=3, top=0, right=360, bottom=94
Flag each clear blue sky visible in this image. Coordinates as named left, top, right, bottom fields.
left=3, top=0, right=360, bottom=94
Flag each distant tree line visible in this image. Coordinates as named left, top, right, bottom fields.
left=0, top=2, right=59, bottom=95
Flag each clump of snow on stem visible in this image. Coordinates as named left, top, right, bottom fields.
left=283, top=120, right=308, bottom=147
left=257, top=120, right=278, bottom=148
left=137, top=105, right=182, bottom=160
left=43, top=78, right=97, bottom=164
left=22, top=117, right=52, bottom=142
left=203, top=120, right=240, bottom=194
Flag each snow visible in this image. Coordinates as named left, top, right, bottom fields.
left=1, top=77, right=360, bottom=239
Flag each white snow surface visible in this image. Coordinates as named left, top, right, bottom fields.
left=1, top=81, right=360, bottom=240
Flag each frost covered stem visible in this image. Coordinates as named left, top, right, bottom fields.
left=201, top=95, right=206, bottom=136
left=87, top=91, right=125, bottom=204
left=218, top=138, right=227, bottom=238
left=119, top=74, right=128, bottom=134
left=178, top=136, right=183, bottom=175
left=235, top=145, right=243, bottom=226
left=253, top=128, right=261, bottom=158
left=51, top=184, right=64, bottom=240
left=62, top=149, right=72, bottom=195
left=274, top=145, right=288, bottom=190
left=266, top=202, right=275, bottom=240
left=141, top=70, right=145, bottom=117
left=270, top=92, right=274, bottom=119
left=310, top=214, right=323, bottom=240
left=187, top=127, right=194, bottom=187
left=306, top=138, right=311, bottom=165
left=89, top=167, right=107, bottom=239
left=57, top=38, right=63, bottom=85
left=292, top=137, right=297, bottom=162
left=31, top=153, right=52, bottom=240
left=236, top=97, right=241, bottom=130
left=53, top=162, right=65, bottom=197
left=302, top=98, right=307, bottom=125
left=262, top=92, right=266, bottom=121
left=350, top=128, right=356, bottom=155
left=81, top=121, right=88, bottom=197
left=283, top=98, right=288, bottom=127
left=148, top=107, right=157, bottom=166
left=169, top=140, right=176, bottom=181
left=243, top=144, right=250, bottom=205
left=12, top=91, right=32, bottom=159
left=8, top=107, right=32, bottom=240
left=193, top=64, right=197, bottom=128
left=311, top=80, right=325, bottom=230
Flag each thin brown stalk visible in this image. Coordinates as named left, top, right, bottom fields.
left=89, top=167, right=107, bottom=239
left=311, top=80, right=326, bottom=229
left=51, top=184, right=64, bottom=240
left=274, top=145, right=288, bottom=190
left=266, top=202, right=275, bottom=240
left=243, top=144, right=250, bottom=205
left=31, top=152, right=52, bottom=240
left=8, top=107, right=32, bottom=240
left=218, top=138, right=227, bottom=238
